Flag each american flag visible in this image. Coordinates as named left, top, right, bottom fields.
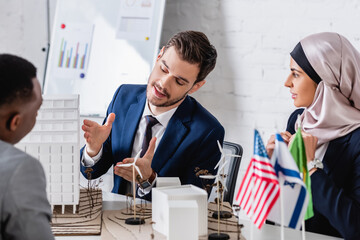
left=235, top=129, right=280, bottom=229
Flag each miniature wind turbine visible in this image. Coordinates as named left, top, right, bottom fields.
left=215, top=140, right=241, bottom=171
left=116, top=150, right=145, bottom=225
left=214, top=140, right=240, bottom=193
left=197, top=140, right=241, bottom=239
left=215, top=141, right=241, bottom=217
left=200, top=162, right=230, bottom=240
left=200, top=162, right=228, bottom=191
left=201, top=140, right=241, bottom=239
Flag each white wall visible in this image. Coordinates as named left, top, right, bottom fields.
left=2, top=0, right=360, bottom=200
left=0, top=0, right=57, bottom=86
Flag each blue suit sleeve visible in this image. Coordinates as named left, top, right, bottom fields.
left=311, top=153, right=360, bottom=239
left=182, top=125, right=225, bottom=193
left=80, top=86, right=122, bottom=180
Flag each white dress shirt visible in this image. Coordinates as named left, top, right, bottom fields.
left=81, top=100, right=178, bottom=195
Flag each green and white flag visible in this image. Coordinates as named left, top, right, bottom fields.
left=289, top=127, right=314, bottom=220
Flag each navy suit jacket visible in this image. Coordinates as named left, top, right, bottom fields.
left=287, top=109, right=360, bottom=240
left=81, top=84, right=225, bottom=200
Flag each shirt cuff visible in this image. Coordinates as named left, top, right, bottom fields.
left=137, top=174, right=158, bottom=197
left=81, top=146, right=103, bottom=167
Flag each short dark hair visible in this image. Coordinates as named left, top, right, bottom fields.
left=0, top=54, right=37, bottom=106
left=163, top=31, right=217, bottom=83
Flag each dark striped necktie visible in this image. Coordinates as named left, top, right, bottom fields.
left=140, top=115, right=159, bottom=157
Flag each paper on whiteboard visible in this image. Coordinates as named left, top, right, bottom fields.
left=51, top=23, right=94, bottom=80
left=116, top=0, right=155, bottom=41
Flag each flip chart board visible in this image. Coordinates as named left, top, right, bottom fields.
left=44, top=0, right=166, bottom=115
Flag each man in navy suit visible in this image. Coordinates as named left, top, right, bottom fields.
left=80, top=31, right=224, bottom=200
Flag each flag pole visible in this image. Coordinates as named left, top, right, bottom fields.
left=302, top=220, right=306, bottom=240
left=275, top=126, right=285, bottom=240
left=250, top=128, right=256, bottom=240
left=280, top=183, right=284, bottom=240
left=300, top=173, right=306, bottom=240
left=297, top=116, right=306, bottom=240
left=250, top=189, right=254, bottom=240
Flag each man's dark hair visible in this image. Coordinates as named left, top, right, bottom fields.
left=163, top=31, right=217, bottom=83
left=0, top=54, right=37, bottom=106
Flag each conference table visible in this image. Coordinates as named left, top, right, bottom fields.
left=56, top=191, right=343, bottom=240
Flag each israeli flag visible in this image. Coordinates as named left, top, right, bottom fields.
left=267, top=133, right=309, bottom=229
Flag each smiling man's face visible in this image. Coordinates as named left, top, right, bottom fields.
left=146, top=46, right=205, bottom=114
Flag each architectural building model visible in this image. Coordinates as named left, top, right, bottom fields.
left=152, top=184, right=208, bottom=238
left=16, top=95, right=80, bottom=214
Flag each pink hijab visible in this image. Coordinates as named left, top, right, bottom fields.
left=296, top=32, right=360, bottom=145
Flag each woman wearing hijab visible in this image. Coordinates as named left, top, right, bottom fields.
left=266, top=32, right=360, bottom=239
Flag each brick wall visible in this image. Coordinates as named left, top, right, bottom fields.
left=160, top=0, right=360, bottom=200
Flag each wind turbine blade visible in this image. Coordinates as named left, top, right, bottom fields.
left=219, top=178, right=227, bottom=192
left=217, top=140, right=224, bottom=154
left=134, top=166, right=143, bottom=179
left=222, top=184, right=228, bottom=192
left=134, top=149, right=142, bottom=163
left=226, top=153, right=241, bottom=158
left=199, top=175, right=216, bottom=179
left=135, top=166, right=143, bottom=179
left=218, top=161, right=228, bottom=173
left=214, top=156, right=224, bottom=170
left=116, top=163, right=133, bottom=167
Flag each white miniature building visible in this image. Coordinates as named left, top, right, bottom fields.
left=152, top=184, right=208, bottom=238
left=167, top=200, right=198, bottom=240
left=156, top=177, right=181, bottom=188
left=16, top=95, right=80, bottom=214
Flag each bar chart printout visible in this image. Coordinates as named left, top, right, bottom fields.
left=53, top=23, right=94, bottom=80
left=58, top=40, right=88, bottom=70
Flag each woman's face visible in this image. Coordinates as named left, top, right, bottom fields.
left=284, top=57, right=318, bottom=108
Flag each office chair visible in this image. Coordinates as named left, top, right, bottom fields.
left=208, top=141, right=243, bottom=205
